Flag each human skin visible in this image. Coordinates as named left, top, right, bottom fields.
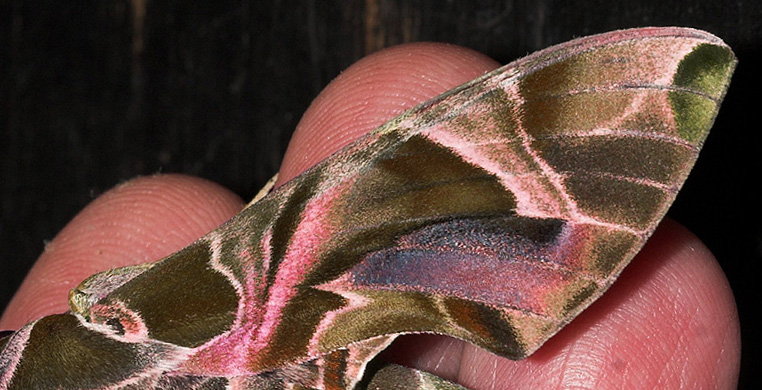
left=0, top=43, right=741, bottom=389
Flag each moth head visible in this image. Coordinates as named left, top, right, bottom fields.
left=68, top=263, right=154, bottom=319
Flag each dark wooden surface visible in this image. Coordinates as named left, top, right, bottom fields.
left=1, top=1, right=759, bottom=386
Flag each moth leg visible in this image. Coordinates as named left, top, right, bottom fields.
left=365, top=364, right=469, bottom=390
left=246, top=173, right=279, bottom=207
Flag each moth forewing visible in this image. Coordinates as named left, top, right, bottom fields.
left=0, top=27, right=735, bottom=389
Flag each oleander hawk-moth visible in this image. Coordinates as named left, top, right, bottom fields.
left=0, top=27, right=735, bottom=389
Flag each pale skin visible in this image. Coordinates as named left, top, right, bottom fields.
left=1, top=43, right=741, bottom=389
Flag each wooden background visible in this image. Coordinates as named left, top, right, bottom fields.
left=1, top=0, right=759, bottom=386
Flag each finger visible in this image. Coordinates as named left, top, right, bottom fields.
left=391, top=220, right=740, bottom=389
left=483, top=219, right=739, bottom=388
left=0, top=174, right=244, bottom=330
left=277, top=42, right=500, bottom=186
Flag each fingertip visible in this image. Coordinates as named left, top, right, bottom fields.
left=277, top=43, right=500, bottom=186
left=594, top=220, right=740, bottom=388
left=461, top=219, right=740, bottom=388
left=1, top=174, right=244, bottom=329
left=638, top=220, right=740, bottom=388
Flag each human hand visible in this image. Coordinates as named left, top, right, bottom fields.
left=0, top=43, right=740, bottom=389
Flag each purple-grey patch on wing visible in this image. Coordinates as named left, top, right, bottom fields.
left=349, top=216, right=592, bottom=316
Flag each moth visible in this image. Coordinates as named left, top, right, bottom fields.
left=0, top=27, right=735, bottom=389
